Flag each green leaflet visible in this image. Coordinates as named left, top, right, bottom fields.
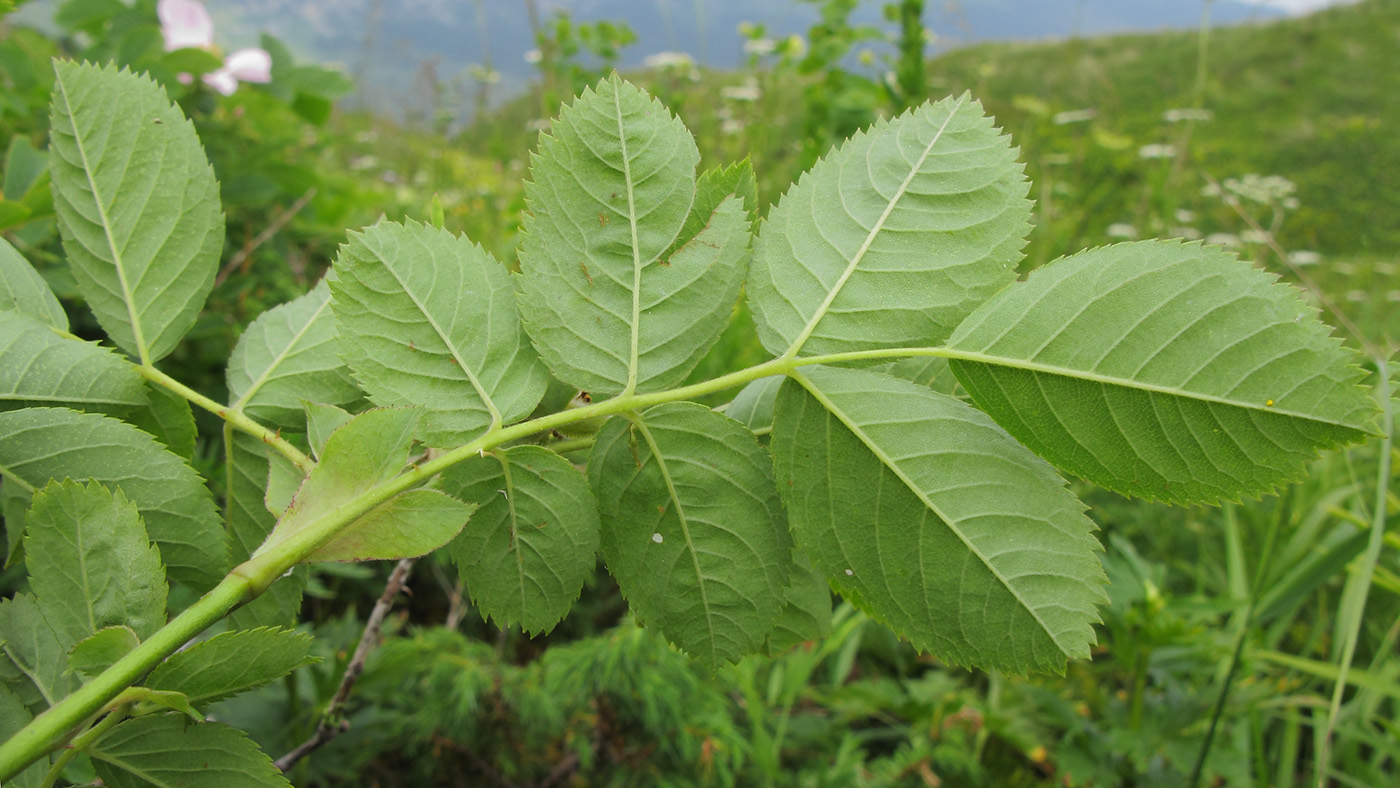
left=772, top=366, right=1107, bottom=674
left=258, top=408, right=473, bottom=563
left=25, top=480, right=166, bottom=645
left=0, top=310, right=147, bottom=412
left=0, top=407, right=225, bottom=590
left=721, top=375, right=783, bottom=437
left=518, top=76, right=750, bottom=396
left=0, top=594, right=76, bottom=710
left=589, top=403, right=791, bottom=670
left=331, top=220, right=547, bottom=446
left=762, top=554, right=834, bottom=657
left=90, top=715, right=292, bottom=788
left=145, top=627, right=317, bottom=706
left=67, top=626, right=141, bottom=678
left=442, top=445, right=601, bottom=635
left=224, top=432, right=304, bottom=630
left=49, top=61, right=221, bottom=365
left=747, top=93, right=1031, bottom=359
left=0, top=236, right=66, bottom=330
left=303, top=400, right=354, bottom=459
left=945, top=240, right=1379, bottom=505
left=126, top=381, right=197, bottom=459
left=0, top=683, right=43, bottom=788
left=227, top=278, right=361, bottom=432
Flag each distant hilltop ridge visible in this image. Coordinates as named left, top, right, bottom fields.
left=10, top=0, right=1354, bottom=119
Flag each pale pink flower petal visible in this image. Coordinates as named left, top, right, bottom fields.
left=223, top=48, right=272, bottom=84
left=157, top=0, right=214, bottom=51
left=202, top=69, right=240, bottom=96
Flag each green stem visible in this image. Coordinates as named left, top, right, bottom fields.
left=137, top=363, right=314, bottom=475
left=0, top=345, right=945, bottom=779
left=0, top=574, right=255, bottom=781
left=38, top=702, right=127, bottom=788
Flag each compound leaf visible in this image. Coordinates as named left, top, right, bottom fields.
left=589, top=403, right=790, bottom=670
left=331, top=220, right=547, bottom=447
left=442, top=445, right=600, bottom=635
left=145, top=627, right=316, bottom=706
left=0, top=310, right=147, bottom=412
left=772, top=366, right=1107, bottom=674
left=50, top=61, right=221, bottom=364
left=90, top=714, right=292, bottom=788
left=25, top=480, right=166, bottom=645
left=227, top=278, right=360, bottom=432
left=946, top=240, right=1379, bottom=505
left=0, top=235, right=66, bottom=330
left=519, top=76, right=748, bottom=396
left=0, top=407, right=225, bottom=590
left=747, top=93, right=1031, bottom=359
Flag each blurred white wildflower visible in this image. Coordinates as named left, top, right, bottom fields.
left=158, top=0, right=271, bottom=95
left=1107, top=223, right=1138, bottom=239
left=1053, top=108, right=1096, bottom=125
left=1387, top=290, right=1400, bottom=302
left=1374, top=262, right=1396, bottom=276
left=1210, top=173, right=1298, bottom=206
left=1286, top=250, right=1322, bottom=266
left=721, top=78, right=761, bottom=102
left=644, top=51, right=695, bottom=70
left=524, top=49, right=542, bottom=64
left=354, top=130, right=378, bottom=144
left=349, top=155, right=379, bottom=171
left=467, top=64, right=501, bottom=84
left=1170, top=227, right=1203, bottom=241
left=1138, top=143, right=1177, bottom=159
left=1205, top=233, right=1242, bottom=247
left=743, top=37, right=776, bottom=57
left=381, top=170, right=399, bottom=184
left=1174, top=209, right=1196, bottom=223
left=526, top=118, right=549, bottom=132
left=1344, top=290, right=1368, bottom=302
left=1241, top=229, right=1272, bottom=245
left=721, top=118, right=745, bottom=135
left=1332, top=261, right=1356, bottom=275
left=1162, top=108, right=1214, bottom=123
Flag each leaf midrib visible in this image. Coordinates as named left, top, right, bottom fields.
left=943, top=348, right=1368, bottom=431
left=782, top=94, right=967, bottom=360
left=789, top=368, right=1068, bottom=653
left=55, top=71, right=150, bottom=365
left=631, top=416, right=717, bottom=662
left=616, top=86, right=645, bottom=396
left=231, top=295, right=331, bottom=413
left=372, top=245, right=504, bottom=429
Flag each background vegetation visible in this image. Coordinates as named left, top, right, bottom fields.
left=1, top=0, right=1395, bottom=785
